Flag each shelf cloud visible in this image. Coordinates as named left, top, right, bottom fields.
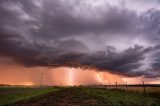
left=0, top=0, right=160, bottom=78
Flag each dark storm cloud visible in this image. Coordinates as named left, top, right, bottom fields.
left=141, top=9, right=160, bottom=42
left=80, top=45, right=153, bottom=77
left=0, top=0, right=139, bottom=39
left=0, top=0, right=160, bottom=77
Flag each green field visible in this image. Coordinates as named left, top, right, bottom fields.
left=83, top=87, right=160, bottom=106
left=0, top=86, right=160, bottom=106
left=0, top=86, right=61, bottom=106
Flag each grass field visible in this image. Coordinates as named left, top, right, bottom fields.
left=101, top=86, right=160, bottom=93
left=0, top=86, right=61, bottom=106
left=83, top=87, right=160, bottom=106
left=0, top=86, right=160, bottom=106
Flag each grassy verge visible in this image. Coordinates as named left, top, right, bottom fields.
left=0, top=86, right=61, bottom=106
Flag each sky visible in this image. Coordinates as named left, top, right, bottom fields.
left=0, top=0, right=160, bottom=85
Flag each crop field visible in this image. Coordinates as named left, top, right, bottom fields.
left=0, top=85, right=159, bottom=106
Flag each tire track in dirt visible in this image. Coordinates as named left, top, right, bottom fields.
left=11, top=87, right=97, bottom=106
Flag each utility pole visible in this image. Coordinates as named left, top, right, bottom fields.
left=126, top=81, right=128, bottom=90
left=115, top=82, right=118, bottom=88
left=40, top=73, right=44, bottom=87
left=108, top=79, right=110, bottom=88
left=142, top=80, right=146, bottom=93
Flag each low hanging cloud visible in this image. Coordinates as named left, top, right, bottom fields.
left=0, top=0, right=160, bottom=78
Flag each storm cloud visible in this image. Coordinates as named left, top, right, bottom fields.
left=0, top=0, right=160, bottom=78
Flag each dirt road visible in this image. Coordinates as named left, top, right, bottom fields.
left=11, top=87, right=97, bottom=106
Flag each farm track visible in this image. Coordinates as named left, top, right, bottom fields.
left=11, top=87, right=98, bottom=106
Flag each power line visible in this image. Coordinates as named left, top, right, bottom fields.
left=40, top=72, right=44, bottom=87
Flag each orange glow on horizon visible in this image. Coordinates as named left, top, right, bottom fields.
left=121, top=77, right=160, bottom=85
left=0, top=64, right=159, bottom=86
left=43, top=67, right=124, bottom=86
left=97, top=72, right=124, bottom=85
left=20, top=82, right=35, bottom=86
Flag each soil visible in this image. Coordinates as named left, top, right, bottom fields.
left=10, top=87, right=98, bottom=106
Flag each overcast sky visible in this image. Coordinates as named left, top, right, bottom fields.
left=0, top=0, right=160, bottom=78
